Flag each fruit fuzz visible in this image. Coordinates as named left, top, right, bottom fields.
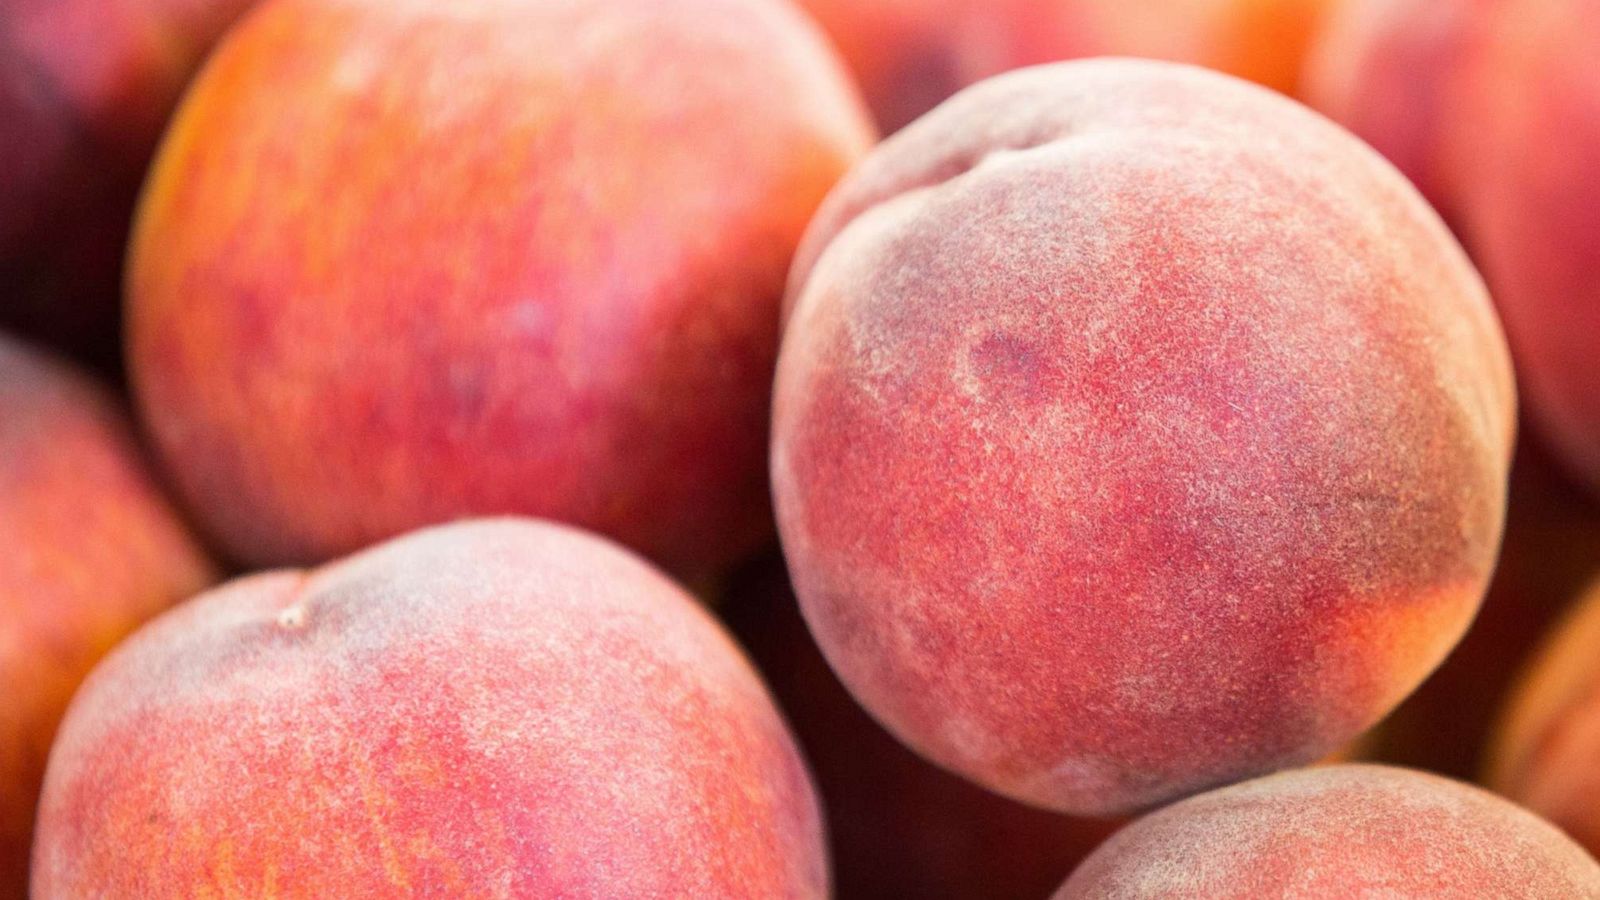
left=1056, top=765, right=1600, bottom=897
left=128, top=0, right=873, bottom=580
left=0, top=335, right=214, bottom=894
left=32, top=520, right=825, bottom=897
left=774, top=59, right=1514, bottom=816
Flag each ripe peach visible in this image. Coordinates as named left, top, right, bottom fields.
left=0, top=0, right=257, bottom=365
left=128, top=0, right=873, bottom=579
left=1449, top=0, right=1600, bottom=495
left=1359, top=442, right=1600, bottom=777
left=722, top=551, right=1120, bottom=899
left=1300, top=0, right=1498, bottom=217
left=32, top=519, right=825, bottom=897
left=0, top=334, right=214, bottom=895
left=1056, top=765, right=1600, bottom=897
left=773, top=59, right=1515, bottom=816
left=796, top=0, right=1335, bottom=131
left=1308, top=0, right=1600, bottom=496
left=1489, top=580, right=1600, bottom=856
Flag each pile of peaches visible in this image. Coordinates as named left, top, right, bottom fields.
left=4, top=0, right=1599, bottom=896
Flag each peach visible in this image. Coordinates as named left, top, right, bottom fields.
left=1448, top=0, right=1600, bottom=496
left=722, top=551, right=1120, bottom=899
left=1300, top=0, right=1501, bottom=218
left=1489, top=579, right=1600, bottom=856
left=796, top=0, right=1335, bottom=132
left=1056, top=765, right=1600, bottom=897
left=773, top=59, right=1515, bottom=816
left=1308, top=0, right=1600, bottom=496
left=0, top=334, right=214, bottom=895
left=1358, top=442, right=1600, bottom=777
left=128, top=0, right=873, bottom=579
left=31, top=519, right=825, bottom=897
left=0, top=0, right=258, bottom=365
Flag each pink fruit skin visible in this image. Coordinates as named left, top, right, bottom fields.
left=1308, top=0, right=1600, bottom=497
left=1359, top=442, right=1600, bottom=778
left=1450, top=0, right=1600, bottom=496
left=774, top=59, right=1514, bottom=816
left=1301, top=0, right=1501, bottom=218
left=1055, top=765, right=1600, bottom=898
left=31, top=519, right=826, bottom=897
left=723, top=552, right=1120, bottom=900
left=128, top=0, right=874, bottom=580
left=0, top=333, right=215, bottom=896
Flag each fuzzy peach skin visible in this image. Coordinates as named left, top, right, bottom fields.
left=0, top=333, right=214, bottom=896
left=722, top=551, right=1121, bottom=900
left=1055, top=765, right=1600, bottom=898
left=796, top=0, right=1334, bottom=132
left=1489, top=580, right=1600, bottom=856
left=128, top=0, right=873, bottom=579
left=0, top=0, right=258, bottom=365
left=1447, top=0, right=1600, bottom=497
left=1300, top=0, right=1500, bottom=218
left=772, top=59, right=1515, bottom=817
left=1356, top=441, right=1600, bottom=778
left=31, top=518, right=826, bottom=897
